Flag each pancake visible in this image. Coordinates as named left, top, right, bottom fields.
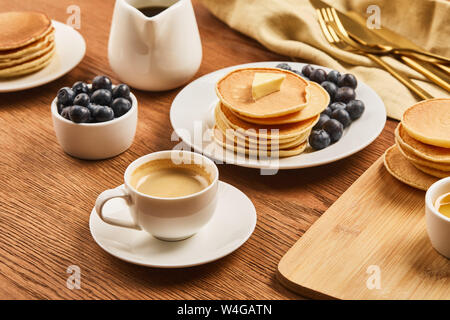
left=396, top=138, right=450, bottom=171
left=213, top=127, right=307, bottom=158
left=0, top=12, right=52, bottom=50
left=383, top=145, right=438, bottom=191
left=214, top=111, right=308, bottom=150
left=231, top=82, right=329, bottom=125
left=412, top=162, right=450, bottom=179
left=0, top=30, right=54, bottom=60
left=216, top=67, right=310, bottom=118
left=0, top=40, right=54, bottom=68
left=214, top=104, right=303, bottom=144
left=395, top=123, right=450, bottom=164
left=0, top=44, right=55, bottom=77
left=218, top=103, right=319, bottom=140
left=402, top=98, right=450, bottom=148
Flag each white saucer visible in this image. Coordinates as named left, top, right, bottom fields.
left=0, top=20, right=86, bottom=92
left=89, top=181, right=257, bottom=268
left=170, top=61, right=386, bottom=169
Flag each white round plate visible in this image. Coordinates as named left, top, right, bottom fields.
left=170, top=61, right=386, bottom=169
left=0, top=20, right=86, bottom=92
left=89, top=181, right=257, bottom=268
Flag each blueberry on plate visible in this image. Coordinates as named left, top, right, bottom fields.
left=57, top=87, right=75, bottom=106
left=275, top=63, right=291, bottom=71
left=322, top=106, right=333, bottom=117
left=334, top=87, right=356, bottom=103
left=72, top=81, right=90, bottom=96
left=309, top=69, right=327, bottom=83
left=92, top=75, right=112, bottom=91
left=301, top=64, right=314, bottom=78
left=69, top=105, right=91, bottom=123
left=326, top=70, right=341, bottom=84
left=313, top=113, right=330, bottom=130
left=73, top=93, right=90, bottom=107
left=320, top=81, right=338, bottom=100
left=111, top=98, right=132, bottom=118
left=60, top=106, right=72, bottom=120
left=323, top=119, right=344, bottom=143
left=112, top=84, right=131, bottom=100
left=346, top=99, right=365, bottom=120
left=93, top=105, right=115, bottom=122
left=309, top=130, right=331, bottom=150
left=329, top=102, right=346, bottom=111
left=91, top=89, right=112, bottom=106
left=337, top=73, right=357, bottom=89
left=331, top=108, right=352, bottom=128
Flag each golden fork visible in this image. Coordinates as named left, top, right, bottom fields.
left=324, top=9, right=450, bottom=92
left=316, top=8, right=433, bottom=100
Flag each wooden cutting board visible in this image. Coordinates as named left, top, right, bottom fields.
left=278, top=157, right=450, bottom=299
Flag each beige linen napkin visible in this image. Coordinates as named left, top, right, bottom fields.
left=200, top=0, right=450, bottom=120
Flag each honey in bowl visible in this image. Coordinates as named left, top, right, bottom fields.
left=435, top=192, right=450, bottom=218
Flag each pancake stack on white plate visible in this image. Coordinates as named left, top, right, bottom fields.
left=0, top=11, right=55, bottom=78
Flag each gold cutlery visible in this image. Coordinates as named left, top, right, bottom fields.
left=324, top=9, right=450, bottom=93
left=316, top=8, right=433, bottom=100
left=311, top=0, right=450, bottom=66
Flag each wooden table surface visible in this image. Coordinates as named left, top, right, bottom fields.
left=0, top=0, right=396, bottom=299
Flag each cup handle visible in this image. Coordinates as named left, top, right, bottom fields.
left=95, top=187, right=141, bottom=230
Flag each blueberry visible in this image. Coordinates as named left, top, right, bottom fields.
left=86, top=103, right=99, bottom=115
left=57, top=101, right=65, bottom=114
left=111, top=98, right=132, bottom=118
left=322, top=106, right=332, bottom=117
left=60, top=106, right=72, bottom=120
left=331, top=108, right=352, bottom=128
left=73, top=93, right=90, bottom=107
left=320, top=81, right=338, bottom=100
left=309, top=69, right=327, bottom=83
left=275, top=63, right=291, bottom=71
left=93, top=105, right=114, bottom=122
left=57, top=87, right=75, bottom=106
left=326, top=70, right=341, bottom=84
left=69, top=105, right=91, bottom=123
left=334, top=87, right=356, bottom=103
left=72, top=81, right=89, bottom=95
left=92, top=75, right=112, bottom=91
left=313, top=113, right=330, bottom=130
left=329, top=102, right=346, bottom=111
left=91, top=89, right=112, bottom=106
left=301, top=64, right=314, bottom=78
left=337, top=73, right=357, bottom=89
left=323, top=119, right=344, bottom=143
left=346, top=99, right=365, bottom=120
left=309, top=130, right=331, bottom=150
left=112, top=84, right=131, bottom=100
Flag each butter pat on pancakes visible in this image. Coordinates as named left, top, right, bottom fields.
left=402, top=98, right=450, bottom=148
left=251, top=72, right=286, bottom=100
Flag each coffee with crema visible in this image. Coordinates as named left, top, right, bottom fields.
left=130, top=159, right=212, bottom=198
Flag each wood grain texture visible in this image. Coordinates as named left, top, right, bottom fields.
left=278, top=157, right=450, bottom=300
left=0, top=0, right=396, bottom=299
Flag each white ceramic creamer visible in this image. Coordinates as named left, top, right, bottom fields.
left=108, top=0, right=202, bottom=91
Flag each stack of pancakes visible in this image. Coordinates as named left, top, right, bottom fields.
left=213, top=68, right=329, bottom=158
left=384, top=98, right=450, bottom=190
left=0, top=11, right=55, bottom=78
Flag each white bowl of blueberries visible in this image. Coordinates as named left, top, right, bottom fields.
left=51, top=75, right=137, bottom=160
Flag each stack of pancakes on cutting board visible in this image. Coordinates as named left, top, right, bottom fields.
left=0, top=11, right=55, bottom=78
left=384, top=98, right=450, bottom=190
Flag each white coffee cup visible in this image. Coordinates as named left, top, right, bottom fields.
left=425, top=177, right=450, bottom=258
left=95, top=150, right=219, bottom=241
